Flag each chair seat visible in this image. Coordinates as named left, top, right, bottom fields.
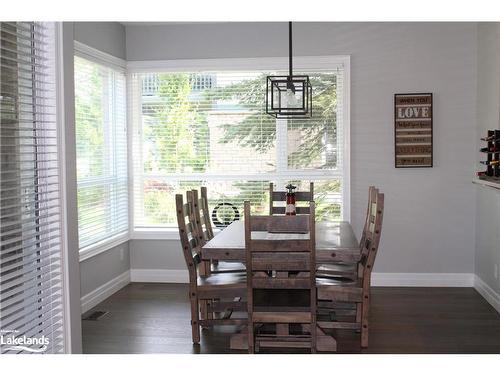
left=197, top=272, right=246, bottom=299
left=316, top=263, right=357, bottom=280
left=316, top=277, right=363, bottom=302
left=211, top=261, right=246, bottom=274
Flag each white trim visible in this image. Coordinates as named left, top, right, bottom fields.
left=79, top=232, right=129, bottom=262
left=342, top=56, right=351, bottom=221
left=127, top=71, right=135, bottom=241
left=74, top=41, right=126, bottom=71
left=81, top=271, right=131, bottom=314
left=130, top=269, right=188, bottom=283
left=474, top=275, right=500, bottom=314
left=127, top=55, right=349, bottom=73
left=371, top=272, right=474, bottom=287
left=130, top=227, right=223, bottom=240
left=131, top=228, right=180, bottom=240
left=137, top=171, right=344, bottom=181
left=74, top=42, right=130, bottom=256
left=55, top=21, right=73, bottom=354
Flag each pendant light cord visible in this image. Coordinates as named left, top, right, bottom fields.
left=289, top=21, right=293, bottom=78
left=287, top=21, right=295, bottom=92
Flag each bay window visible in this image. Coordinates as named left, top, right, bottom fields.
left=74, top=51, right=128, bottom=250
left=130, top=57, right=349, bottom=233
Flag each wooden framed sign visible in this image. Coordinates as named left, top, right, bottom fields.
left=394, top=93, right=433, bottom=168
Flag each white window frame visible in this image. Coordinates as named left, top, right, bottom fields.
left=74, top=42, right=130, bottom=261
left=127, top=55, right=351, bottom=240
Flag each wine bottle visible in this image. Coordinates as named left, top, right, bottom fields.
left=480, top=147, right=498, bottom=152
left=480, top=160, right=500, bottom=165
left=481, top=135, right=495, bottom=141
left=285, top=184, right=297, bottom=216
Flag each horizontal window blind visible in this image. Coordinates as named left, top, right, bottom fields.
left=74, top=56, right=128, bottom=249
left=131, top=67, right=345, bottom=228
left=0, top=22, right=65, bottom=354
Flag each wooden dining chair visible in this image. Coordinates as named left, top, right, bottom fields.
left=316, top=186, right=376, bottom=281
left=245, top=200, right=319, bottom=353
left=200, top=187, right=214, bottom=240
left=316, top=188, right=384, bottom=349
left=176, top=192, right=247, bottom=344
left=269, top=182, right=314, bottom=215
left=190, top=189, right=245, bottom=275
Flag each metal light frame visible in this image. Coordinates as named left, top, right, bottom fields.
left=266, top=22, right=313, bottom=118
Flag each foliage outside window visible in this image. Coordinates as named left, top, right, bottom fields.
left=75, top=56, right=128, bottom=249
left=132, top=67, right=345, bottom=228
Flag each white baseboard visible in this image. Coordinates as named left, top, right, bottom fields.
left=81, top=270, right=130, bottom=314
left=474, top=275, right=500, bottom=314
left=371, top=272, right=474, bottom=287
left=130, top=269, right=189, bottom=283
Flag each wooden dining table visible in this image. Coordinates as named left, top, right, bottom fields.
left=202, top=220, right=360, bottom=264
left=201, top=219, right=359, bottom=352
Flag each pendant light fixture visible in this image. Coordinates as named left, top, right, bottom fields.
left=266, top=22, right=312, bottom=118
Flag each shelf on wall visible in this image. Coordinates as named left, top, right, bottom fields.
left=472, top=178, right=500, bottom=190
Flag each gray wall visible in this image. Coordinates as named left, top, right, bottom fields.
left=126, top=22, right=477, bottom=275
left=80, top=243, right=131, bottom=296
left=72, top=22, right=131, bottom=298
left=74, top=22, right=126, bottom=59
left=130, top=240, right=185, bottom=271
left=475, top=24, right=500, bottom=293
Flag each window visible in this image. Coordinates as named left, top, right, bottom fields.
left=0, top=22, right=65, bottom=353
left=130, top=57, right=349, bottom=231
left=74, top=54, right=128, bottom=249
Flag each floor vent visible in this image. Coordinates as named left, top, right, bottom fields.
left=82, top=310, right=109, bottom=321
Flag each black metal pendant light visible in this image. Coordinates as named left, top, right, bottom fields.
left=266, top=22, right=312, bottom=118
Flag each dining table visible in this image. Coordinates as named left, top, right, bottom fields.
left=201, top=219, right=359, bottom=352
left=201, top=220, right=360, bottom=264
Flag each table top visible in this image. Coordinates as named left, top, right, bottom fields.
left=202, top=220, right=360, bottom=264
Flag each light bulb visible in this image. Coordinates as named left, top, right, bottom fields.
left=284, top=88, right=299, bottom=108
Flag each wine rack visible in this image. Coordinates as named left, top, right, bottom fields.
left=478, top=130, right=500, bottom=180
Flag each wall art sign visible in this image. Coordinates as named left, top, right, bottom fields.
left=394, top=93, right=433, bottom=168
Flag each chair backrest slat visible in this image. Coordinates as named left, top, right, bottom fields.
left=189, top=188, right=216, bottom=246
left=176, top=193, right=203, bottom=283
left=269, top=182, right=314, bottom=215
left=358, top=189, right=384, bottom=279
left=358, top=186, right=375, bottom=250
left=200, top=187, right=215, bottom=240
left=245, top=201, right=316, bottom=290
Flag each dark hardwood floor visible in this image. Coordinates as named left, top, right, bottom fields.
left=82, top=283, right=500, bottom=354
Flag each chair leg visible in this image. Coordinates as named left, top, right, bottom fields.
left=311, top=322, right=317, bottom=354
left=361, top=293, right=370, bottom=348
left=248, top=323, right=254, bottom=354
left=190, top=292, right=200, bottom=344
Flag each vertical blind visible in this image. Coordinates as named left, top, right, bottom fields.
left=131, top=66, right=345, bottom=228
left=0, top=22, right=65, bottom=353
left=74, top=56, right=128, bottom=249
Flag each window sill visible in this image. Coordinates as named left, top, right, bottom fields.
left=131, top=227, right=221, bottom=241
left=79, top=232, right=129, bottom=262
left=131, top=228, right=180, bottom=240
